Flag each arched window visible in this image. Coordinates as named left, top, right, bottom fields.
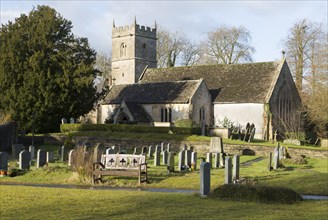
left=120, top=43, right=127, bottom=58
left=161, top=107, right=172, bottom=122
left=141, top=43, right=147, bottom=58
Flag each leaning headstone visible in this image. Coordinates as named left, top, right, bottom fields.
left=68, top=150, right=75, bottom=166
left=213, top=153, right=220, bottom=168
left=162, top=150, right=168, bottom=165
left=36, top=149, right=46, bottom=168
left=12, top=144, right=25, bottom=159
left=224, top=157, right=232, bottom=184
left=248, top=127, right=256, bottom=142
left=178, top=150, right=185, bottom=171
left=46, top=152, right=54, bottom=163
left=61, top=145, right=66, bottom=162
left=206, top=152, right=212, bottom=167
left=154, top=151, right=160, bottom=166
left=191, top=152, right=197, bottom=171
left=94, top=143, right=105, bottom=162
left=200, top=162, right=211, bottom=196
left=29, top=145, right=35, bottom=160
left=268, top=152, right=272, bottom=171
left=19, top=150, right=31, bottom=170
left=167, top=152, right=175, bottom=173
left=243, top=123, right=250, bottom=142
left=70, top=118, right=75, bottom=124
left=185, top=150, right=192, bottom=167
left=0, top=152, right=9, bottom=171
left=61, top=118, right=67, bottom=124
left=148, top=146, right=154, bottom=158
left=233, top=155, right=240, bottom=181
left=210, top=137, right=224, bottom=153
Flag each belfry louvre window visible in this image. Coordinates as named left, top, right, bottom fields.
left=120, top=43, right=127, bottom=57
left=161, top=107, right=172, bottom=122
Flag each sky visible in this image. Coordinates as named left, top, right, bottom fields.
left=1, top=0, right=327, bottom=63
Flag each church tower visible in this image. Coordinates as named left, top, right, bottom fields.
left=111, top=19, right=157, bottom=85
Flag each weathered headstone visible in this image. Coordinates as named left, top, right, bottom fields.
left=70, top=118, right=75, bottom=124
left=155, top=145, right=160, bottom=152
left=162, top=150, right=168, bottom=165
left=0, top=152, right=9, bottom=171
left=268, top=152, right=272, bottom=171
left=154, top=151, right=160, bottom=166
left=191, top=152, right=197, bottom=171
left=219, top=153, right=225, bottom=167
left=167, top=143, right=171, bottom=152
left=36, top=149, right=46, bottom=168
left=167, top=152, right=175, bottom=172
left=148, top=146, right=154, bottom=158
left=273, top=147, right=279, bottom=170
left=19, top=150, right=31, bottom=170
left=224, top=157, right=232, bottom=184
left=29, top=145, right=35, bottom=160
left=248, top=127, right=256, bottom=142
left=233, top=154, right=240, bottom=181
left=178, top=150, right=185, bottom=171
left=243, top=123, right=250, bottom=141
left=133, top=147, right=139, bottom=155
left=206, top=152, right=212, bottom=167
left=106, top=147, right=114, bottom=155
left=160, top=142, right=166, bottom=152
left=279, top=146, right=287, bottom=159
left=68, top=150, right=75, bottom=166
left=141, top=146, right=147, bottom=155
left=46, top=151, right=54, bottom=163
left=213, top=153, right=220, bottom=168
left=94, top=143, right=105, bottom=162
left=12, top=144, right=25, bottom=159
left=210, top=137, right=224, bottom=153
left=200, top=162, right=211, bottom=196
left=185, top=150, right=192, bottom=167
left=61, top=118, right=67, bottom=124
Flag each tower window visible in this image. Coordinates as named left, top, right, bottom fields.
left=142, top=43, right=146, bottom=49
left=120, top=43, right=127, bottom=57
left=141, top=43, right=147, bottom=58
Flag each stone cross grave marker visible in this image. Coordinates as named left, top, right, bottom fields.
left=37, top=149, right=46, bottom=168
left=200, top=162, right=211, bottom=196
left=0, top=152, right=9, bottom=171
left=233, top=154, right=240, bottom=181
left=224, top=157, right=232, bottom=184
left=19, top=150, right=31, bottom=170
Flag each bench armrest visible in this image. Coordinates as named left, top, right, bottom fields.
left=93, top=162, right=105, bottom=170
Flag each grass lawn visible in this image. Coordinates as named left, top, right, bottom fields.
left=0, top=185, right=327, bottom=220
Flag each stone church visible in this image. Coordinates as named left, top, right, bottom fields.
left=99, top=20, right=301, bottom=140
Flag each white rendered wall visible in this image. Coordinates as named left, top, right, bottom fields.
left=101, top=104, right=118, bottom=123
left=214, top=103, right=264, bottom=139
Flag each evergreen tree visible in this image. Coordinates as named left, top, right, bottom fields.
left=0, top=5, right=99, bottom=132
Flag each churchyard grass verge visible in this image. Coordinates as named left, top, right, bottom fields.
left=1, top=185, right=327, bottom=220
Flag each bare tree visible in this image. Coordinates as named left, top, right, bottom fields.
left=200, top=25, right=255, bottom=64
left=157, top=27, right=200, bottom=67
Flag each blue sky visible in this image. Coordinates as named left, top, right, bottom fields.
left=1, top=0, right=327, bottom=63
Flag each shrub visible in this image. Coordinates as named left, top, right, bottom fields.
left=210, top=184, right=302, bottom=204
left=70, top=146, right=94, bottom=182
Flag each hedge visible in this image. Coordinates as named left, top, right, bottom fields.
left=60, top=124, right=201, bottom=135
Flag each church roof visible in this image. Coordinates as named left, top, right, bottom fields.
left=103, top=79, right=203, bottom=104
left=124, top=101, right=152, bottom=122
left=141, top=60, right=284, bottom=103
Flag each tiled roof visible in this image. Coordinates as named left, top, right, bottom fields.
left=103, top=79, right=203, bottom=104
left=141, top=60, right=284, bottom=103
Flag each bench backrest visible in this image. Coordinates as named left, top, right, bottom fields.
left=101, top=154, right=146, bottom=170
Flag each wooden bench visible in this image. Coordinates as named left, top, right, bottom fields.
left=92, top=154, right=148, bottom=185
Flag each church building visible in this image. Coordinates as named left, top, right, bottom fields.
left=100, top=20, right=301, bottom=140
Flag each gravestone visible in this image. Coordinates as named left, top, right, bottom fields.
left=224, top=157, right=232, bottom=184
left=191, top=152, right=197, bottom=171
left=268, top=152, right=272, bottom=171
left=162, top=150, right=168, bottom=165
left=200, top=157, right=205, bottom=164
left=148, top=146, right=154, bottom=158
left=273, top=148, right=279, bottom=170
left=185, top=150, right=192, bottom=167
left=200, top=162, right=211, bottom=196
left=29, top=145, right=35, bottom=160
left=94, top=143, right=105, bottom=162
left=70, top=118, right=75, bottom=124
left=219, top=153, right=225, bottom=167
left=19, top=150, right=31, bottom=170
left=133, top=147, right=139, bottom=155
left=106, top=147, right=114, bottom=155
left=46, top=151, right=54, bottom=163
left=12, top=144, right=25, bottom=159
left=279, top=146, right=287, bottom=159
left=160, top=142, right=166, bottom=152
left=210, top=137, right=224, bottom=153
left=167, top=152, right=175, bottom=173
left=61, top=118, right=67, bottom=124
left=178, top=150, right=185, bottom=171
left=36, top=149, right=46, bottom=168
left=233, top=154, right=240, bottom=181
left=189, top=146, right=194, bottom=152
left=61, top=145, right=66, bottom=162
left=68, top=150, right=75, bottom=166
left=182, top=144, right=187, bottom=151
left=206, top=152, right=212, bottom=167
left=248, top=127, right=256, bottom=142
left=167, top=143, right=171, bottom=152
left=141, top=146, right=147, bottom=155
left=0, top=152, right=9, bottom=171
left=243, top=123, right=250, bottom=141
left=154, top=151, right=160, bottom=166
left=155, top=145, right=160, bottom=152
left=213, top=153, right=220, bottom=168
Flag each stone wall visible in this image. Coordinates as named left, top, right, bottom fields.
left=45, top=134, right=328, bottom=159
